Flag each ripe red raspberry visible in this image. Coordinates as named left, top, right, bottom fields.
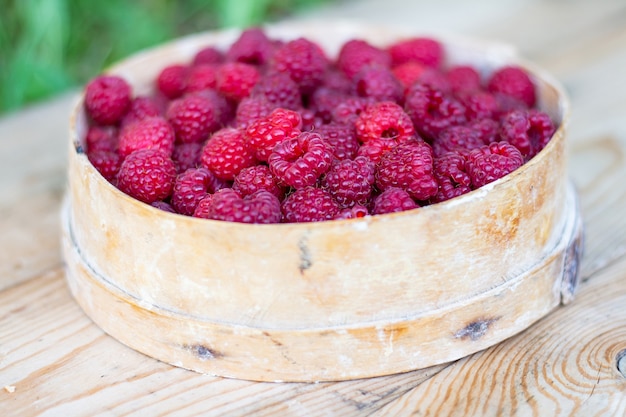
left=356, top=138, right=397, bottom=164
left=118, top=117, right=175, bottom=158
left=415, top=68, right=451, bottom=94
left=321, top=69, right=353, bottom=94
left=337, top=39, right=391, bottom=80
left=392, top=62, right=427, bottom=90
left=88, top=150, right=121, bottom=182
left=332, top=96, right=375, bottom=125
left=321, top=156, right=376, bottom=207
left=235, top=96, right=274, bottom=129
left=355, top=101, right=415, bottom=144
left=271, top=38, right=329, bottom=94
left=204, top=189, right=282, bottom=224
left=151, top=200, right=176, bottom=213
left=192, top=46, right=224, bottom=66
left=216, top=62, right=260, bottom=102
left=85, top=125, right=118, bottom=152
left=447, top=65, right=481, bottom=95
left=487, top=66, right=536, bottom=108
left=251, top=72, right=302, bottom=110
left=233, top=165, right=285, bottom=200
left=354, top=66, right=403, bottom=103
left=171, top=142, right=202, bottom=173
left=282, top=187, right=341, bottom=223
left=460, top=91, right=498, bottom=121
left=299, top=108, right=324, bottom=131
left=334, top=204, right=369, bottom=220
left=432, top=125, right=485, bottom=157
left=404, top=84, right=467, bottom=140
left=200, top=128, right=257, bottom=180
left=84, top=75, right=131, bottom=125
left=192, top=195, right=213, bottom=219
left=171, top=167, right=215, bottom=215
left=226, top=28, right=274, bottom=66
left=376, top=140, right=438, bottom=201
left=466, top=141, right=524, bottom=188
left=166, top=92, right=220, bottom=143
left=500, top=109, right=555, bottom=160
left=371, top=187, right=418, bottom=215
left=467, top=118, right=500, bottom=145
left=316, top=123, right=360, bottom=161
left=185, top=64, right=218, bottom=93
left=388, top=37, right=443, bottom=68
left=245, top=108, right=302, bottom=161
left=494, top=92, right=529, bottom=119
left=156, top=64, right=188, bottom=99
left=310, top=87, right=348, bottom=124
left=432, top=151, right=472, bottom=203
left=117, top=149, right=176, bottom=204
left=120, top=96, right=163, bottom=128
left=269, top=131, right=334, bottom=189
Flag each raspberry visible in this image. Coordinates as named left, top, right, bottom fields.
left=166, top=92, right=220, bottom=143
left=120, top=96, right=163, bottom=128
left=321, top=69, right=353, bottom=94
left=245, top=108, right=302, bottom=162
left=355, top=101, right=415, bottom=144
left=460, top=91, right=498, bottom=121
left=487, top=66, right=536, bottom=108
left=171, top=167, right=215, bottom=215
left=299, top=108, right=324, bottom=131
left=416, top=68, right=451, bottom=94
left=404, top=83, right=467, bottom=140
left=500, top=109, right=555, bottom=160
left=192, top=195, right=213, bottom=219
left=200, top=128, right=257, bottom=180
left=281, top=187, right=341, bottom=223
left=226, top=28, right=274, bottom=66
left=309, top=87, right=348, bottom=124
left=118, top=117, right=175, bottom=158
left=269, top=131, right=334, bottom=189
left=388, top=37, right=443, bottom=68
left=233, top=165, right=285, bottom=200
left=432, top=125, right=485, bottom=157
left=466, top=141, right=524, bottom=188
left=88, top=150, right=121, bottom=182
left=151, top=200, right=176, bottom=213
left=251, top=72, right=302, bottom=110
left=321, top=156, right=375, bottom=207
left=156, top=64, right=188, bottom=99
left=271, top=38, right=328, bottom=94
left=467, top=118, right=500, bottom=145
left=85, top=125, right=118, bottom=152
left=337, top=39, right=391, bottom=80
left=356, top=138, right=397, bottom=164
left=117, top=149, right=176, bottom=204
left=216, top=62, right=260, bottom=102
left=332, top=96, right=375, bottom=125
left=354, top=66, right=403, bottom=103
left=171, top=142, right=202, bottom=173
left=371, top=187, right=418, bottom=215
left=235, top=96, right=274, bottom=129
left=493, top=92, right=529, bottom=119
left=392, top=62, right=427, bottom=90
left=192, top=46, right=224, bottom=66
left=185, top=64, right=218, bottom=93
left=205, top=189, right=282, bottom=224
left=316, top=123, right=360, bottom=161
left=376, top=140, right=438, bottom=201
left=432, top=151, right=472, bottom=203
left=334, top=204, right=369, bottom=220
left=84, top=75, right=131, bottom=125
left=447, top=65, right=481, bottom=95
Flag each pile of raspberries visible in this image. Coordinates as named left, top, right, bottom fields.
left=83, top=28, right=556, bottom=224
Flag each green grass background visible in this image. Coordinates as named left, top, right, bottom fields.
left=0, top=0, right=330, bottom=115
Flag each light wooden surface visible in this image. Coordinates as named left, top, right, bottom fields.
left=2, top=0, right=626, bottom=415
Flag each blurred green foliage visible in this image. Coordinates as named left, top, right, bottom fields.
left=0, top=0, right=329, bottom=114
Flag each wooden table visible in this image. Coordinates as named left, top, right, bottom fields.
left=2, top=0, right=626, bottom=415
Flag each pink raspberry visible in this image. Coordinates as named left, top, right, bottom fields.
left=432, top=125, right=485, bottom=157
left=156, top=64, right=188, bottom=99
left=84, top=75, right=131, bottom=125
left=466, top=141, right=524, bottom=188
left=321, top=69, right=353, bottom=94
left=204, top=189, right=282, bottom=224
left=171, top=167, right=215, bottom=215
left=332, top=96, right=375, bottom=125
left=117, top=149, right=176, bottom=204
left=487, top=66, right=536, bottom=108
left=355, top=101, right=416, bottom=144
left=372, top=187, right=418, bottom=215
left=432, top=151, right=472, bottom=203
left=316, top=123, right=360, bottom=161
left=151, top=200, right=176, bottom=213
left=216, top=62, right=260, bottom=101
left=171, top=142, right=202, bottom=173
left=392, top=62, right=427, bottom=90
left=245, top=108, right=302, bottom=162
left=334, top=204, right=369, bottom=220
left=500, top=109, right=555, bottom=160
left=271, top=38, right=329, bottom=94
left=269, top=131, right=334, bottom=189
left=415, top=68, right=451, bottom=94
left=460, top=91, right=498, bottom=121
left=404, top=83, right=467, bottom=140
left=166, top=92, right=220, bottom=143
left=299, top=108, right=324, bottom=131
left=118, top=117, right=175, bottom=158
left=251, top=72, right=302, bottom=110
left=185, top=64, right=218, bottom=93
left=447, top=65, right=481, bottom=95
left=192, top=195, right=213, bottom=219
left=200, top=128, right=257, bottom=180
left=192, top=46, right=224, bottom=66
left=281, top=187, right=341, bottom=223
left=356, top=138, right=397, bottom=164
left=494, top=92, right=529, bottom=119
left=235, top=96, right=274, bottom=129
left=309, top=87, right=348, bottom=124
left=337, top=39, right=391, bottom=80
left=226, top=28, right=274, bottom=66
left=376, top=140, right=438, bottom=201
left=388, top=37, right=443, bottom=68
left=354, top=66, right=403, bottom=103
left=85, top=125, right=118, bottom=152
left=467, top=118, right=500, bottom=145
left=233, top=165, right=285, bottom=200
left=120, top=96, right=163, bottom=128
left=88, top=150, right=121, bottom=182
left=321, top=156, right=376, bottom=207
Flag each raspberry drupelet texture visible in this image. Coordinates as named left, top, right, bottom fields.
left=84, top=75, right=132, bottom=125
left=117, top=149, right=177, bottom=204
left=200, top=127, right=257, bottom=180
left=334, top=204, right=369, bottom=219
left=170, top=168, right=216, bottom=215
left=467, top=118, right=500, bottom=144
left=88, top=150, right=121, bottom=182
left=251, top=72, right=302, bottom=110
left=487, top=66, right=536, bottom=108
left=460, top=91, right=499, bottom=121
left=321, top=156, right=376, bottom=207
left=185, top=64, right=218, bottom=93
left=192, top=194, right=213, bottom=218
left=269, top=131, right=334, bottom=188
left=235, top=96, right=274, bottom=129
left=337, top=39, right=391, bottom=80
left=432, top=125, right=485, bottom=157
left=85, top=125, right=118, bottom=152
left=388, top=37, right=443, bottom=68
left=171, top=142, right=203, bottom=173
left=120, top=96, right=163, bottom=128
left=245, top=108, right=302, bottom=161
left=356, top=138, right=397, bottom=164
left=432, top=151, right=472, bottom=203
left=281, top=187, right=341, bottom=223
left=354, top=66, right=403, bottom=103
left=415, top=68, right=451, bottom=94
left=500, top=109, right=556, bottom=160
left=404, top=83, right=467, bottom=140
left=204, top=189, right=282, bottom=224
left=392, top=62, right=427, bottom=90
left=226, top=28, right=275, bottom=66
left=156, top=64, right=188, bottom=99
left=355, top=101, right=416, bottom=144
left=166, top=92, right=220, bottom=144
left=447, top=65, right=481, bottom=95
left=371, top=187, right=418, bottom=215
left=376, top=140, right=438, bottom=201
left=118, top=116, right=175, bottom=158
left=332, top=96, right=375, bottom=125
left=316, top=123, right=360, bottom=161
left=233, top=164, right=285, bottom=200
left=466, top=141, right=524, bottom=188
left=309, top=87, right=349, bottom=124
left=216, top=62, right=260, bottom=102
left=271, top=38, right=329, bottom=94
